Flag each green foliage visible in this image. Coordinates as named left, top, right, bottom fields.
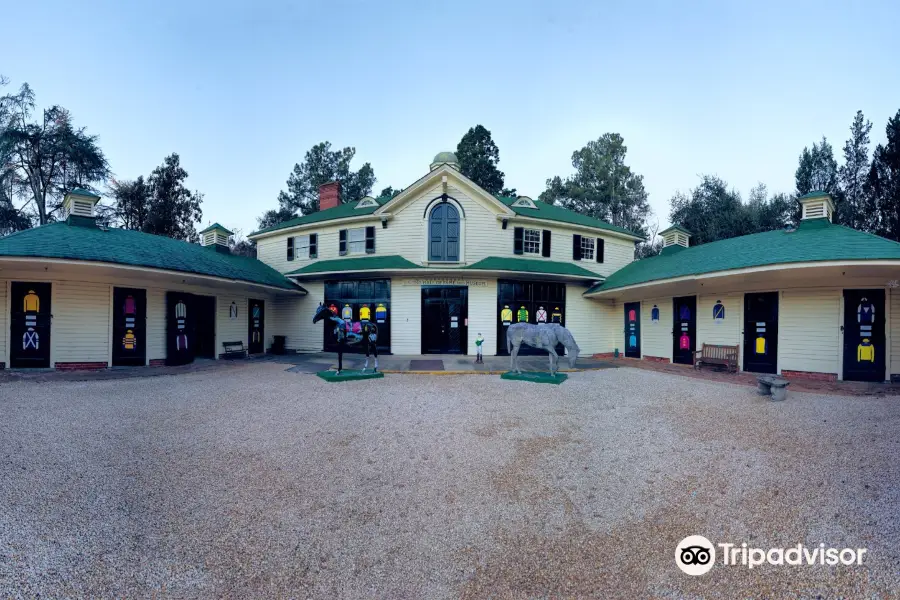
left=539, top=133, right=650, bottom=236
left=228, top=229, right=256, bottom=258
left=0, top=81, right=109, bottom=226
left=840, top=111, right=874, bottom=231
left=456, top=125, right=506, bottom=195
left=868, top=110, right=900, bottom=242
left=257, top=207, right=297, bottom=230
left=378, top=186, right=403, bottom=199
left=111, top=155, right=203, bottom=242
left=272, top=142, right=375, bottom=216
left=144, top=154, right=203, bottom=242
left=669, top=178, right=791, bottom=246
left=794, top=137, right=840, bottom=222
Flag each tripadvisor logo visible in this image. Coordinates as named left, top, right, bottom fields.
left=675, top=536, right=868, bottom=575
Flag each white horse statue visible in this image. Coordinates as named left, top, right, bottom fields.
left=507, top=323, right=580, bottom=377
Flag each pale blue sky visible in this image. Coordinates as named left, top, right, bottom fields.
left=5, top=0, right=898, bottom=236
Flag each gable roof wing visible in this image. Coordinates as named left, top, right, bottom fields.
left=585, top=219, right=900, bottom=295
left=374, top=165, right=515, bottom=217
left=0, top=223, right=304, bottom=291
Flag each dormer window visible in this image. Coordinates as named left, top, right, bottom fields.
left=511, top=196, right=537, bottom=209
left=356, top=196, right=379, bottom=209
left=429, top=203, right=460, bottom=261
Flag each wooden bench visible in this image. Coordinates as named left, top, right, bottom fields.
left=222, top=341, right=247, bottom=359
left=693, top=343, right=739, bottom=373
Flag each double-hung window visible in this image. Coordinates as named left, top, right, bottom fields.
left=523, top=228, right=541, bottom=254
left=580, top=236, right=595, bottom=260
left=348, top=228, right=366, bottom=254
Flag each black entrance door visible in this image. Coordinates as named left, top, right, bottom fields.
left=624, top=302, right=641, bottom=358
left=743, top=292, right=779, bottom=374
left=10, top=282, right=52, bottom=368
left=421, top=287, right=467, bottom=354
left=843, top=289, right=885, bottom=382
left=672, top=296, right=696, bottom=365
left=166, top=291, right=194, bottom=366
left=112, top=288, right=146, bottom=366
left=248, top=299, right=265, bottom=354
left=194, top=295, right=216, bottom=359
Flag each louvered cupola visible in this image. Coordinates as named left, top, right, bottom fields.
left=798, top=191, right=835, bottom=222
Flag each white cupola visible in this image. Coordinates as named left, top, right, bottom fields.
left=63, top=188, right=101, bottom=219
left=659, top=224, right=692, bottom=249
left=798, top=191, right=835, bottom=222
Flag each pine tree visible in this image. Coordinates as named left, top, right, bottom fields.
left=839, top=111, right=874, bottom=231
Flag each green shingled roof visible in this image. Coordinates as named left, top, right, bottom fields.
left=585, top=218, right=900, bottom=294
left=199, top=222, right=233, bottom=235
left=496, top=196, right=642, bottom=238
left=0, top=222, right=303, bottom=291
left=286, top=255, right=419, bottom=275
left=250, top=196, right=392, bottom=237
left=465, top=256, right=603, bottom=279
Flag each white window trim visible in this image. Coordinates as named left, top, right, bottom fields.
left=523, top=228, right=541, bottom=254
left=348, top=227, right=366, bottom=255
left=296, top=235, right=311, bottom=259
left=581, top=236, right=595, bottom=260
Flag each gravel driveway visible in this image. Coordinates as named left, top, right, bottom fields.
left=1, top=364, right=898, bottom=598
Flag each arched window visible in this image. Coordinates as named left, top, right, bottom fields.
left=429, top=203, right=460, bottom=261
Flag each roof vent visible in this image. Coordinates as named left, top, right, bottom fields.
left=511, top=196, right=537, bottom=208
left=798, top=191, right=835, bottom=222
left=63, top=188, right=101, bottom=220
left=199, top=223, right=233, bottom=252
left=356, top=196, right=378, bottom=209
left=659, top=224, right=691, bottom=248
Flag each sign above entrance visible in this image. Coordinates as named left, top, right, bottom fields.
left=400, top=278, right=488, bottom=287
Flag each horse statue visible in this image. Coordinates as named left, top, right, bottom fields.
left=507, top=322, right=580, bottom=377
left=313, top=302, right=378, bottom=374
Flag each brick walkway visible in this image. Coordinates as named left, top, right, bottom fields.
left=609, top=356, right=900, bottom=397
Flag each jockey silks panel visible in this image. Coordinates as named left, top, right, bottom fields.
left=323, top=279, right=391, bottom=353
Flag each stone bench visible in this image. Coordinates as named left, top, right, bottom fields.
left=757, top=375, right=790, bottom=401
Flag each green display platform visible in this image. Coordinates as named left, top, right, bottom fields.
left=500, top=371, right=568, bottom=385
left=316, top=369, right=385, bottom=382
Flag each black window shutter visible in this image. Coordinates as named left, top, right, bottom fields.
left=596, top=238, right=604, bottom=263
left=339, top=229, right=347, bottom=256
left=365, top=226, right=376, bottom=254
left=513, top=227, right=524, bottom=255
left=287, top=237, right=294, bottom=261
left=541, top=230, right=551, bottom=257
left=572, top=234, right=582, bottom=261
left=309, top=233, right=318, bottom=258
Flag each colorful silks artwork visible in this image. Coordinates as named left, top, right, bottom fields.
left=251, top=304, right=262, bottom=343
left=175, top=300, right=188, bottom=350
left=679, top=333, right=690, bottom=350
left=551, top=307, right=562, bottom=324
left=857, top=338, right=875, bottom=362
left=341, top=304, right=353, bottom=321
left=375, top=303, right=387, bottom=323
left=517, top=306, right=529, bottom=323
left=360, top=304, right=371, bottom=322
left=536, top=306, right=548, bottom=323
left=501, top=305, right=513, bottom=326
left=651, top=305, right=659, bottom=323
left=123, top=294, right=137, bottom=351
left=679, top=304, right=691, bottom=321
left=23, top=289, right=40, bottom=350
left=857, top=298, right=875, bottom=324
left=229, top=302, right=238, bottom=319
left=713, top=300, right=725, bottom=322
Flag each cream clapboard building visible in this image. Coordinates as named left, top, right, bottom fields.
left=1, top=153, right=899, bottom=382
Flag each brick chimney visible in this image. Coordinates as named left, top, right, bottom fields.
left=318, top=181, right=341, bottom=211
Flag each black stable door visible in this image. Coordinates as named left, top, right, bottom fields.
left=10, top=282, right=52, bottom=368
left=248, top=299, right=265, bottom=354
left=843, top=289, right=885, bottom=382
left=624, top=302, right=641, bottom=358
left=112, top=288, right=146, bottom=366
left=421, top=287, right=467, bottom=354
left=672, top=296, right=696, bottom=365
left=743, top=292, right=779, bottom=374
left=194, top=295, right=217, bottom=359
left=166, top=291, right=194, bottom=366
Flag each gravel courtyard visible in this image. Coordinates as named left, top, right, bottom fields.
left=1, top=364, right=898, bottom=598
